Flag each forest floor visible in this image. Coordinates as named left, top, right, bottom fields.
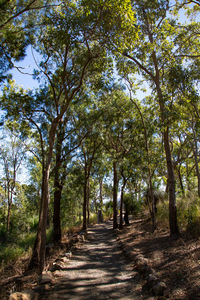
left=1, top=217, right=200, bottom=299
left=117, top=217, right=200, bottom=300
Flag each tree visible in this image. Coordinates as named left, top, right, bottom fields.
left=119, top=0, right=182, bottom=237
left=0, top=125, right=26, bottom=232
left=99, top=87, right=140, bottom=228
left=2, top=0, right=133, bottom=271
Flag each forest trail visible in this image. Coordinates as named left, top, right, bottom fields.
left=40, top=221, right=143, bottom=300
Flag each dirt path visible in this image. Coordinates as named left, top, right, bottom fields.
left=41, top=221, right=143, bottom=300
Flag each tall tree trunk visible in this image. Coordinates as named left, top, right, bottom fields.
left=7, top=202, right=11, bottom=232
left=29, top=168, right=50, bottom=273
left=113, top=161, right=118, bottom=229
left=156, top=81, right=179, bottom=238
left=86, top=178, right=90, bottom=225
left=53, top=179, right=62, bottom=243
left=192, top=122, right=200, bottom=197
left=53, top=123, right=65, bottom=243
left=186, top=159, right=191, bottom=191
left=99, top=177, right=103, bottom=209
left=142, top=9, right=179, bottom=237
left=29, top=120, right=58, bottom=273
left=177, top=165, right=185, bottom=195
left=163, top=128, right=179, bottom=237
left=82, top=166, right=88, bottom=230
left=119, top=179, right=126, bottom=229
left=6, top=183, right=11, bottom=232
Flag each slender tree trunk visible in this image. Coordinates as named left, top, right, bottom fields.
left=87, top=178, right=90, bottom=225
left=113, top=161, right=118, bottom=229
left=186, top=159, right=191, bottom=191
left=177, top=165, right=185, bottom=195
left=99, top=177, right=103, bottom=209
left=29, top=120, right=58, bottom=273
left=82, top=166, right=88, bottom=230
left=192, top=123, right=200, bottom=197
left=7, top=202, right=11, bottom=232
left=53, top=179, right=62, bottom=243
left=53, top=123, right=65, bottom=243
left=119, top=179, right=126, bottom=229
left=29, top=168, right=50, bottom=273
left=163, top=128, right=179, bottom=237
left=144, top=10, right=179, bottom=237
left=6, top=183, right=11, bottom=232
left=156, top=81, right=179, bottom=238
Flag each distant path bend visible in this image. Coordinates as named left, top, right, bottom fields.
left=43, top=221, right=143, bottom=299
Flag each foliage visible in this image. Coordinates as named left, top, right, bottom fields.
left=124, top=193, right=142, bottom=216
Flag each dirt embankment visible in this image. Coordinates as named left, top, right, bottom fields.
left=117, top=217, right=200, bottom=300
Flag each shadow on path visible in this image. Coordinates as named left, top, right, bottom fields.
left=41, top=221, right=142, bottom=299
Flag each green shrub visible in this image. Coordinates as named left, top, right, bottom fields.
left=124, top=194, right=142, bottom=216
left=157, top=193, right=200, bottom=236
left=18, top=232, right=36, bottom=249
left=156, top=200, right=169, bottom=228
left=0, top=244, right=24, bottom=265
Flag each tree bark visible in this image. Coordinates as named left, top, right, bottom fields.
left=113, top=161, right=118, bottom=229
left=53, top=179, right=62, bottom=243
left=52, top=122, right=65, bottom=243
left=86, top=178, right=90, bottom=225
left=192, top=122, right=200, bottom=197
left=119, top=179, right=126, bottom=228
left=177, top=165, right=185, bottom=195
left=154, top=60, right=179, bottom=237
left=163, top=128, right=179, bottom=237
left=99, top=177, right=103, bottom=209
left=29, top=119, right=58, bottom=273
left=82, top=165, right=88, bottom=230
left=28, top=168, right=50, bottom=273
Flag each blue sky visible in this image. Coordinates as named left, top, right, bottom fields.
left=10, top=46, right=40, bottom=90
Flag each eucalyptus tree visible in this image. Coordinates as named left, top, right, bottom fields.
left=117, top=0, right=189, bottom=237
left=1, top=0, right=137, bottom=271
left=99, top=87, right=142, bottom=228
left=76, top=105, right=103, bottom=229
left=0, top=124, right=26, bottom=232
left=52, top=106, right=90, bottom=242
left=165, top=63, right=200, bottom=196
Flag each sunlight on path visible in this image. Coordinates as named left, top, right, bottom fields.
left=42, top=221, right=142, bottom=299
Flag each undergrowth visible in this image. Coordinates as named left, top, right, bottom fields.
left=0, top=227, right=53, bottom=268
left=156, top=192, right=200, bottom=237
